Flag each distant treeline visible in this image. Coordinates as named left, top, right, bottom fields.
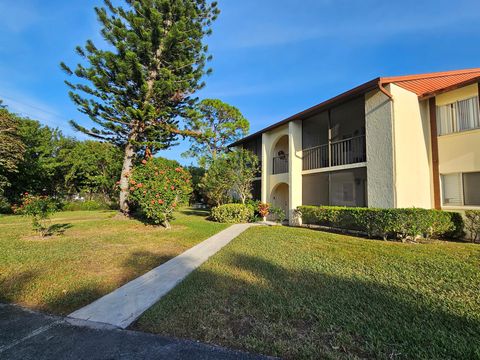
left=0, top=103, right=123, bottom=212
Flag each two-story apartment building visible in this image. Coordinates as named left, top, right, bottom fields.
left=231, top=68, right=480, bottom=224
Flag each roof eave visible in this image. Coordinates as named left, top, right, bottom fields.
left=229, top=77, right=381, bottom=148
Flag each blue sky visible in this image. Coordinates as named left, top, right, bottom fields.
left=1, top=0, right=480, bottom=164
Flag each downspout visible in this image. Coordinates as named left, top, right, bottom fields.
left=378, top=79, right=393, bottom=99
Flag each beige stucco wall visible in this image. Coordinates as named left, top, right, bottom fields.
left=390, top=84, right=433, bottom=208
left=288, top=120, right=303, bottom=223
left=260, top=124, right=289, bottom=202
left=435, top=83, right=478, bottom=106
left=259, top=121, right=303, bottom=224
left=438, top=129, right=480, bottom=174
left=365, top=88, right=395, bottom=208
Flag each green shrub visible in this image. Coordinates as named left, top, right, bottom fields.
left=427, top=210, right=457, bottom=239
left=0, top=196, right=12, bottom=214
left=465, top=210, right=480, bottom=242
left=210, top=204, right=254, bottom=223
left=446, top=212, right=465, bottom=239
left=297, top=206, right=463, bottom=241
left=245, top=199, right=261, bottom=219
left=270, top=205, right=286, bottom=223
left=62, top=199, right=112, bottom=211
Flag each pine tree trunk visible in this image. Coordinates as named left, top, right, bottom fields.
left=119, top=141, right=136, bottom=215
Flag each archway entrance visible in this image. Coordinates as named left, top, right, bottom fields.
left=271, top=183, right=289, bottom=221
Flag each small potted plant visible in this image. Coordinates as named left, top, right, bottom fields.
left=258, top=202, right=270, bottom=222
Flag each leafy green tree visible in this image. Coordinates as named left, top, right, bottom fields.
left=199, top=156, right=232, bottom=206
left=8, top=119, right=75, bottom=201
left=64, top=141, right=123, bottom=200
left=183, top=99, right=249, bottom=167
left=228, top=149, right=259, bottom=204
left=185, top=165, right=205, bottom=203
left=200, top=149, right=259, bottom=206
left=61, top=0, right=219, bottom=214
left=0, top=106, right=25, bottom=209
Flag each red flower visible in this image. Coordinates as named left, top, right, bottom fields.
left=171, top=185, right=175, bottom=190
left=130, top=179, right=136, bottom=185
left=175, top=167, right=181, bottom=172
left=142, top=159, right=147, bottom=164
left=137, top=183, right=143, bottom=188
left=151, top=200, right=155, bottom=204
left=129, top=187, right=135, bottom=191
left=172, top=202, right=177, bottom=207
left=158, top=199, right=164, bottom=204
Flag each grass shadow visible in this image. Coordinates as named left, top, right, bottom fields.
left=0, top=270, right=40, bottom=304
left=45, top=284, right=107, bottom=316
left=179, top=208, right=210, bottom=217
left=122, top=251, right=173, bottom=278
left=45, top=223, right=73, bottom=236
left=135, top=252, right=480, bottom=359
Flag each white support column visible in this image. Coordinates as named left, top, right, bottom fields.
left=261, top=133, right=268, bottom=203
left=288, top=120, right=303, bottom=225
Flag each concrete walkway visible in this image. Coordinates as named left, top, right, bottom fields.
left=0, top=304, right=272, bottom=360
left=69, top=223, right=256, bottom=329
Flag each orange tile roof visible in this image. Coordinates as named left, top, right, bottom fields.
left=381, top=68, right=480, bottom=98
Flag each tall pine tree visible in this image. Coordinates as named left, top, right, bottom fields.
left=61, top=0, right=219, bottom=214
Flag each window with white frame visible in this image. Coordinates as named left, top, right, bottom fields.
left=436, top=96, right=480, bottom=135
left=441, top=172, right=480, bottom=206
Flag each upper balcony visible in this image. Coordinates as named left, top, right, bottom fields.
left=303, top=135, right=366, bottom=171
left=302, top=95, right=366, bottom=172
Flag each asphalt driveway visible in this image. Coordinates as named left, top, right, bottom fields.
left=0, top=304, right=272, bottom=360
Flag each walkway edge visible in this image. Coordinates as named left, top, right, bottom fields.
left=69, top=223, right=257, bottom=329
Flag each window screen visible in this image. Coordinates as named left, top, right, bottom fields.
left=442, top=173, right=462, bottom=205
left=463, top=172, right=480, bottom=206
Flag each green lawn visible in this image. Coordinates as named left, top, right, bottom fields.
left=0, top=208, right=227, bottom=315
left=135, top=226, right=480, bottom=359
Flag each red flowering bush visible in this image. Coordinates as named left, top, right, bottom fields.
left=13, top=193, right=58, bottom=236
left=128, top=157, right=192, bottom=228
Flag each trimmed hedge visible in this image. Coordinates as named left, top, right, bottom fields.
left=297, top=206, right=464, bottom=241
left=210, top=204, right=254, bottom=224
